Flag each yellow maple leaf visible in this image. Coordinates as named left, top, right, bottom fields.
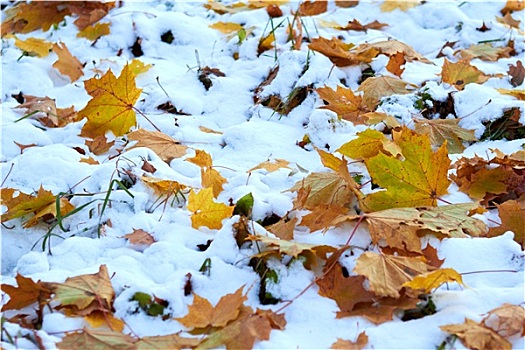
left=248, top=159, right=290, bottom=173
left=202, top=167, right=227, bottom=198
left=402, top=268, right=466, bottom=293
left=14, top=37, right=52, bottom=57
left=141, top=175, right=186, bottom=197
left=209, top=21, right=243, bottom=34
left=186, top=149, right=213, bottom=168
left=79, top=64, right=141, bottom=139
left=77, top=22, right=110, bottom=41
left=1, top=186, right=75, bottom=228
left=187, top=188, right=234, bottom=230
left=128, top=59, right=152, bottom=76
left=337, top=128, right=402, bottom=160
left=380, top=0, right=420, bottom=12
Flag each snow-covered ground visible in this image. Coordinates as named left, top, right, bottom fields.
left=1, top=1, right=524, bottom=349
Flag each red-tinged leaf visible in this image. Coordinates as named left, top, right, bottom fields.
left=1, top=274, right=53, bottom=311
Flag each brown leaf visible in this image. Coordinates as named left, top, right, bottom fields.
left=380, top=0, right=420, bottom=12
left=300, top=203, right=348, bottom=232
left=123, top=228, right=156, bottom=246
left=1, top=274, right=53, bottom=311
left=316, top=85, right=369, bottom=124
left=331, top=332, right=368, bottom=350
left=176, top=287, right=246, bottom=329
left=135, top=334, right=201, bottom=350
left=335, top=0, right=359, bottom=8
left=308, top=37, right=359, bottom=67
left=69, top=2, right=115, bottom=31
left=341, top=19, right=387, bottom=32
left=482, top=303, right=525, bottom=337
left=85, top=135, right=115, bottom=155
left=508, top=60, right=524, bottom=87
left=441, top=58, right=491, bottom=90
left=356, top=40, right=431, bottom=63
left=354, top=252, right=431, bottom=298
left=14, top=142, right=37, bottom=154
left=57, top=328, right=136, bottom=350
left=496, top=13, right=522, bottom=29
left=357, top=76, right=416, bottom=110
left=338, top=293, right=419, bottom=324
left=488, top=200, right=524, bottom=249
left=289, top=172, right=355, bottom=210
left=52, top=42, right=84, bottom=82
left=386, top=52, right=405, bottom=77
left=414, top=118, right=477, bottom=154
left=248, top=159, right=291, bottom=173
left=141, top=160, right=156, bottom=173
left=1, top=1, right=71, bottom=34
left=266, top=217, right=298, bottom=240
left=127, top=129, right=188, bottom=163
left=298, top=0, right=327, bottom=16
left=440, top=318, right=512, bottom=350
left=458, top=43, right=513, bottom=62
left=501, top=0, right=525, bottom=14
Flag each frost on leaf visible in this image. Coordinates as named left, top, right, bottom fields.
left=127, top=129, right=188, bottom=163
left=1, top=186, right=75, bottom=228
left=361, top=128, right=451, bottom=212
left=79, top=64, right=141, bottom=139
left=187, top=188, right=234, bottom=230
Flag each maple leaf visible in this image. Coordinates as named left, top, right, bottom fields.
left=488, top=200, right=524, bottom=249
left=496, top=13, right=522, bottom=29
left=77, top=22, right=111, bottom=41
left=248, top=159, right=291, bottom=172
left=197, top=306, right=286, bottom=349
left=300, top=203, right=348, bottom=233
left=380, top=0, right=420, bottom=12
left=316, top=148, right=343, bottom=172
left=402, top=268, right=465, bottom=293
left=15, top=94, right=80, bottom=128
left=414, top=118, right=477, bottom=154
left=266, top=217, right=298, bottom=240
left=316, top=85, right=369, bottom=124
left=1, top=186, right=75, bottom=228
left=357, top=76, right=416, bottom=110
left=355, top=40, right=432, bottom=64
left=127, top=129, right=188, bottom=163
left=440, top=318, right=512, bottom=350
left=320, top=19, right=387, bottom=32
left=308, top=37, right=359, bottom=67
left=142, top=175, right=186, bottom=197
left=298, top=0, right=327, bottom=16
left=1, top=274, right=53, bottom=311
left=458, top=43, right=512, bottom=62
left=354, top=252, right=431, bottom=298
left=187, top=188, right=234, bottom=230
left=84, top=311, right=125, bottom=332
left=79, top=64, right=141, bottom=139
left=508, top=60, right=525, bottom=87
left=386, top=52, right=405, bottom=77
left=52, top=42, right=84, bottom=82
left=331, top=332, right=368, bottom=350
left=249, top=234, right=337, bottom=269
left=441, top=58, right=491, bottom=90
left=361, top=128, right=451, bottom=212
left=501, top=0, right=525, bottom=14
left=86, top=134, right=115, bottom=155
left=364, top=111, right=402, bottom=128
left=128, top=59, right=153, bottom=76
left=50, top=265, right=114, bottom=313
left=57, top=328, right=136, bottom=350
left=69, top=2, right=115, bottom=31
left=176, top=287, right=246, bottom=330
left=289, top=172, right=354, bottom=210
left=14, top=37, right=52, bottom=57
left=337, top=128, right=401, bottom=160
left=123, top=228, right=156, bottom=246
left=135, top=334, right=201, bottom=350
left=1, top=1, right=71, bottom=34
left=497, top=88, right=525, bottom=100
left=482, top=303, right=525, bottom=337
left=209, top=21, right=243, bottom=34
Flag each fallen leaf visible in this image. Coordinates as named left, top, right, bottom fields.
left=52, top=42, right=84, bottom=82
left=488, top=200, right=524, bottom=249
left=142, top=175, right=186, bottom=197
left=14, top=37, right=52, bottom=57
left=440, top=318, right=512, bottom=350
left=316, top=85, right=369, bottom=124
left=298, top=0, right=327, bottom=16
left=135, top=334, right=201, bottom=350
left=84, top=311, right=125, bottom=332
left=386, top=52, right=405, bottom=77
left=441, top=58, right=491, bottom=90
left=210, top=21, right=243, bottom=34
left=364, top=111, right=402, bottom=128
left=300, top=203, right=348, bottom=232
left=497, top=88, right=525, bottom=100
left=316, top=148, right=343, bottom=172
left=199, top=126, right=223, bottom=134
left=1, top=1, right=71, bottom=34
left=496, top=13, right=522, bottom=29
left=57, top=328, right=136, bottom=350
left=358, top=76, right=416, bottom=110
left=187, top=188, right=234, bottom=230
left=258, top=32, right=275, bottom=55
left=335, top=0, right=359, bottom=8
left=1, top=274, right=53, bottom=311
left=1, top=186, right=75, bottom=228
left=508, top=60, right=524, bottom=87
left=482, top=303, right=525, bottom=337
left=202, top=167, right=227, bottom=198
left=69, top=1, right=115, bottom=31
left=321, top=19, right=387, bottom=32
left=402, top=268, right=465, bottom=293
left=330, top=332, right=368, bottom=350
left=337, top=128, right=401, bottom=160
left=248, top=159, right=291, bottom=172
left=355, top=40, right=432, bottom=64
left=354, top=252, right=431, bottom=298
left=501, top=0, right=525, bottom=14
left=50, top=265, right=114, bottom=312
left=127, top=129, right=188, bottom=163
left=14, top=141, right=37, bottom=154
left=123, top=228, right=156, bottom=246
left=128, top=59, right=153, bottom=76
left=266, top=217, right=298, bottom=240
left=380, top=0, right=420, bottom=12
left=289, top=172, right=355, bottom=210
left=186, top=149, right=213, bottom=168
left=458, top=43, right=513, bottom=62
left=176, top=286, right=246, bottom=329
left=77, top=22, right=111, bottom=41
left=308, top=37, right=358, bottom=67
left=85, top=134, right=115, bottom=155
left=361, top=128, right=450, bottom=212
left=79, top=64, right=141, bottom=138
left=414, top=118, right=477, bottom=154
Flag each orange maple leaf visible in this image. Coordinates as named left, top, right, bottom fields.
left=316, top=85, right=369, bottom=124
left=79, top=64, right=141, bottom=139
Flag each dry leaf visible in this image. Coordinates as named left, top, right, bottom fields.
left=316, top=85, right=369, bottom=124
left=501, top=0, right=525, bottom=14
left=289, top=172, right=355, bottom=210
left=357, top=76, right=416, bottom=110
left=496, top=13, right=522, bottom=29
left=127, top=129, right=188, bottom=163
left=202, top=167, right=227, bottom=198
left=354, top=252, right=431, bottom=298
left=1, top=274, right=53, bottom=311
left=79, top=64, right=141, bottom=138
left=355, top=40, right=431, bottom=64
left=338, top=293, right=419, bottom=324
left=337, top=128, right=401, bottom=160
left=52, top=42, right=84, bottom=82
left=380, top=0, right=420, bottom=12
left=69, top=1, right=115, bottom=31
left=321, top=19, right=387, bottom=32
left=386, top=52, right=405, bottom=77
left=300, top=203, right=348, bottom=232
left=316, top=147, right=343, bottom=172
left=508, top=60, right=524, bottom=87
left=482, top=303, right=525, bottom=337
left=1, top=1, right=71, bottom=34
left=187, top=188, right=234, bottom=230
left=85, top=134, right=115, bottom=155
left=298, top=0, right=327, bottom=16
left=248, top=159, right=291, bottom=172
left=84, top=311, right=125, bottom=332
left=440, top=318, right=512, bottom=350
left=123, top=228, right=156, bottom=246
left=488, top=200, right=524, bottom=249
left=441, top=58, right=491, bottom=90
left=308, top=37, right=358, bottom=67
left=414, top=118, right=477, bottom=154
left=135, top=334, right=201, bottom=349
left=210, top=21, right=243, bottom=34
left=14, top=37, right=52, bottom=57
left=497, top=88, right=525, bottom=100
left=458, top=43, right=513, bottom=62
left=57, top=328, right=136, bottom=350
left=331, top=332, right=368, bottom=350
left=142, top=175, right=186, bottom=197
left=77, top=22, right=111, bottom=41
left=186, top=149, right=213, bottom=168
left=266, top=217, right=298, bottom=240
left=402, top=268, right=465, bottom=293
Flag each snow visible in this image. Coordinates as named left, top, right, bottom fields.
left=1, top=0, right=524, bottom=349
